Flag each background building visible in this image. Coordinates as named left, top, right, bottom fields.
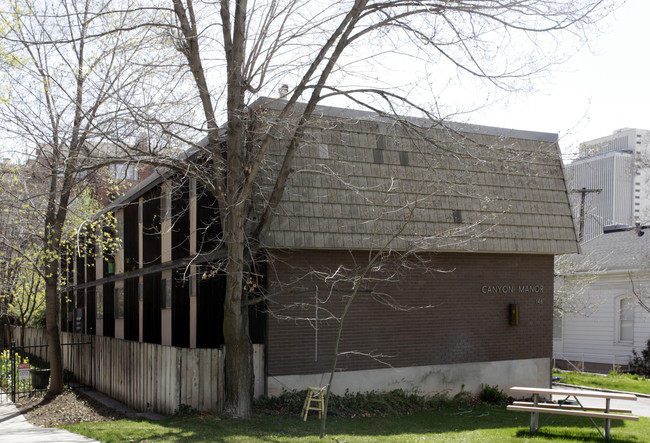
left=555, top=128, right=650, bottom=372
left=565, top=128, right=650, bottom=243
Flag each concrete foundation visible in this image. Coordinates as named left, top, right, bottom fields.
left=267, top=357, right=550, bottom=398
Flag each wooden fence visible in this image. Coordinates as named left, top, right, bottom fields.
left=11, top=327, right=227, bottom=415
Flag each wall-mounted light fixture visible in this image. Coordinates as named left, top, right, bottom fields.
left=509, top=303, right=519, bottom=326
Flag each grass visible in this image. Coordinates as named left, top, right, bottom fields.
left=63, top=404, right=650, bottom=442
left=554, top=369, right=650, bottom=395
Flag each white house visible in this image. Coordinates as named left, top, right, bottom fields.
left=554, top=229, right=650, bottom=372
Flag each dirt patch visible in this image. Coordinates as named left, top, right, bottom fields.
left=14, top=390, right=124, bottom=427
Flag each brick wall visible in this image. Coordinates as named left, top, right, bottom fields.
left=266, top=249, right=553, bottom=376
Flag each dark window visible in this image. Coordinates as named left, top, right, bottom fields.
left=376, top=134, right=387, bottom=150
left=172, top=269, right=190, bottom=348
left=373, top=149, right=384, bottom=164
left=123, top=202, right=139, bottom=272
left=197, top=268, right=225, bottom=348
left=196, top=184, right=221, bottom=254
left=143, top=272, right=161, bottom=344
left=87, top=287, right=96, bottom=335
left=142, top=188, right=161, bottom=266
left=103, top=282, right=115, bottom=337
left=172, top=180, right=191, bottom=260
left=124, top=277, right=139, bottom=341
left=399, top=151, right=409, bottom=166
left=373, top=134, right=386, bottom=164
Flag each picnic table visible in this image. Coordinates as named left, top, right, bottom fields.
left=507, top=386, right=638, bottom=441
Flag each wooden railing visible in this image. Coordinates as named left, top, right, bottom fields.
left=11, top=327, right=226, bottom=415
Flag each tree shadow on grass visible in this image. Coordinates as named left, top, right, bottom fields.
left=516, top=429, right=640, bottom=443
left=64, top=406, right=648, bottom=442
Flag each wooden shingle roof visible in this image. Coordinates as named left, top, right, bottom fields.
left=258, top=99, right=579, bottom=255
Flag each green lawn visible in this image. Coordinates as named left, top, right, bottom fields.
left=63, top=405, right=650, bottom=442
left=554, top=369, right=650, bottom=395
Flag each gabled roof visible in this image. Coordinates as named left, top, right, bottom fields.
left=572, top=230, right=650, bottom=272
left=257, top=98, right=578, bottom=254
left=106, top=97, right=579, bottom=255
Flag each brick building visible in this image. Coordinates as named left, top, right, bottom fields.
left=62, top=98, right=578, bottom=397
left=28, top=141, right=154, bottom=205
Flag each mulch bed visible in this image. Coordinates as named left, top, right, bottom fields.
left=14, top=390, right=124, bottom=427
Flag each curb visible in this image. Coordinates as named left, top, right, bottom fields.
left=554, top=382, right=650, bottom=399
left=82, top=390, right=166, bottom=421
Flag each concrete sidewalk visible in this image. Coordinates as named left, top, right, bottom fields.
left=0, top=395, right=98, bottom=443
left=0, top=387, right=164, bottom=442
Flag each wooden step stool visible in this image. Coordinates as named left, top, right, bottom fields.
left=301, top=386, right=327, bottom=421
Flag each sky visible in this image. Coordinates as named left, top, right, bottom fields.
left=1, top=1, right=643, bottom=165
left=469, top=0, right=649, bottom=162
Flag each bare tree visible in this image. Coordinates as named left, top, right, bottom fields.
left=0, top=163, right=47, bottom=344
left=143, top=0, right=617, bottom=417
left=554, top=252, right=605, bottom=317
left=0, top=0, right=171, bottom=395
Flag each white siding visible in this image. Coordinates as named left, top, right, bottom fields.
left=554, top=274, right=650, bottom=367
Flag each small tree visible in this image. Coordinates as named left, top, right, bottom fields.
left=0, top=163, right=44, bottom=343
left=9, top=259, right=45, bottom=340
left=554, top=252, right=605, bottom=317
left=0, top=0, right=170, bottom=395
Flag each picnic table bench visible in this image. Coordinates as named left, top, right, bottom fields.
left=507, top=386, right=638, bottom=441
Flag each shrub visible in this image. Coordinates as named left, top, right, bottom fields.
left=629, top=339, right=650, bottom=377
left=254, top=389, right=306, bottom=415
left=478, top=384, right=507, bottom=405
left=255, top=386, right=489, bottom=417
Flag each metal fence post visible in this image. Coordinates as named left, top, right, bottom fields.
left=90, top=334, right=94, bottom=389
left=10, top=341, right=16, bottom=403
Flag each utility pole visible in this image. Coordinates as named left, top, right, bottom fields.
left=572, top=187, right=601, bottom=242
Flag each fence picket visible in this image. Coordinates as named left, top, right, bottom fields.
left=9, top=327, right=228, bottom=415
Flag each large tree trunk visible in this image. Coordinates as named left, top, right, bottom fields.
left=222, top=205, right=253, bottom=417
left=222, top=286, right=253, bottom=417
left=43, top=204, right=67, bottom=396
left=45, top=271, right=63, bottom=395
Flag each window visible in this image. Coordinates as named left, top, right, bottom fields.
left=161, top=277, right=172, bottom=308
left=553, top=315, right=562, bottom=340
left=96, top=286, right=104, bottom=319
left=318, top=143, right=329, bottom=159
left=373, top=134, right=386, bottom=164
left=617, top=297, right=634, bottom=343
left=161, top=185, right=172, bottom=221
left=399, top=151, right=409, bottom=166
left=109, top=163, right=138, bottom=181
left=115, top=287, right=125, bottom=319
left=372, top=149, right=384, bottom=164
left=189, top=274, right=196, bottom=298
